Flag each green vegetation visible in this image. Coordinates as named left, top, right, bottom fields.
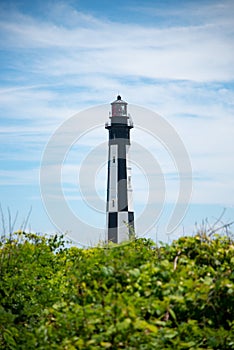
left=0, top=232, right=234, bottom=349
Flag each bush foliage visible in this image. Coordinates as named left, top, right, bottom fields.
left=0, top=232, right=234, bottom=349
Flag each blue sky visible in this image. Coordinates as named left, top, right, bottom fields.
left=0, top=0, right=234, bottom=245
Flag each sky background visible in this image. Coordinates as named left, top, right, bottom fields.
left=0, top=0, right=234, bottom=245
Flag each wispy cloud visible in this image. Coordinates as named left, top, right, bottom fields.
left=0, top=1, right=233, bottom=82
left=0, top=0, right=233, bottom=240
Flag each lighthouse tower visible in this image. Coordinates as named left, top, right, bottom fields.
left=105, top=95, right=134, bottom=243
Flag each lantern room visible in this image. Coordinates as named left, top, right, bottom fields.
left=111, top=95, right=128, bottom=117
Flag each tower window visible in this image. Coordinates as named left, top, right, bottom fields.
left=112, top=199, right=115, bottom=207
left=113, top=156, right=115, bottom=163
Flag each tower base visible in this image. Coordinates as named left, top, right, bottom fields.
left=107, top=211, right=134, bottom=243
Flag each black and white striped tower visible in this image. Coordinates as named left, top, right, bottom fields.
left=105, top=95, right=134, bottom=243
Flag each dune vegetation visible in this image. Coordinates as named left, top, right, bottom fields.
left=0, top=231, right=234, bottom=349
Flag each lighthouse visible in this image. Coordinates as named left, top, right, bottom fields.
left=105, top=95, right=134, bottom=243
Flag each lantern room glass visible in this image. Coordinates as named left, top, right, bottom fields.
left=112, top=103, right=127, bottom=117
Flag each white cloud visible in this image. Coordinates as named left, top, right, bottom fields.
left=0, top=2, right=233, bottom=82
left=0, top=1, right=233, bottom=239
left=0, top=168, right=39, bottom=186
